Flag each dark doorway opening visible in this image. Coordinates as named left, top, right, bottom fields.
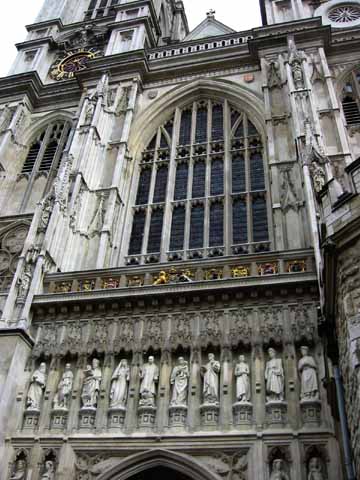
left=130, top=466, right=193, bottom=480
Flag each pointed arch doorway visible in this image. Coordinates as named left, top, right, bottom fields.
left=97, top=449, right=220, bottom=480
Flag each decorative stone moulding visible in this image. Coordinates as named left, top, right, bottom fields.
left=300, top=399, right=321, bottom=427
left=200, top=403, right=220, bottom=427
left=79, top=407, right=96, bottom=430
left=265, top=401, right=287, bottom=426
left=108, top=406, right=127, bottom=429
left=138, top=405, right=157, bottom=428
left=23, top=409, right=40, bottom=430
left=168, top=404, right=188, bottom=428
left=232, top=402, right=253, bottom=426
left=50, top=408, right=68, bottom=430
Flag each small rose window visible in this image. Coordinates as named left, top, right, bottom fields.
left=328, top=4, right=360, bottom=23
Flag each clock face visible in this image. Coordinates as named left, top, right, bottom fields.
left=50, top=48, right=100, bottom=81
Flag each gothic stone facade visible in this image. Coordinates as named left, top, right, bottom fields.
left=0, top=0, right=359, bottom=479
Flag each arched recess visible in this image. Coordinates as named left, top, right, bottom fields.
left=21, top=109, right=74, bottom=146
left=97, top=449, right=221, bottom=480
left=129, top=78, right=267, bottom=157
left=121, top=78, right=273, bottom=263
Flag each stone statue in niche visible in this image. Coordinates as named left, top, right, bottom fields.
left=265, top=348, right=285, bottom=402
left=170, top=357, right=189, bottom=406
left=9, top=459, right=27, bottom=480
left=110, top=359, right=130, bottom=409
left=26, top=362, right=47, bottom=410
left=235, top=355, right=251, bottom=402
left=308, top=457, right=325, bottom=480
left=40, top=460, right=55, bottom=480
left=288, top=39, right=305, bottom=89
left=298, top=346, right=319, bottom=401
left=270, top=459, right=290, bottom=480
left=53, top=364, right=73, bottom=410
left=310, top=161, right=326, bottom=193
left=84, top=98, right=96, bottom=125
left=16, top=264, right=32, bottom=302
left=0, top=104, right=13, bottom=133
left=201, top=353, right=221, bottom=404
left=139, top=356, right=159, bottom=407
left=81, top=359, right=102, bottom=409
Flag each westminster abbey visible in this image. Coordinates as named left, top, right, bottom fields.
left=0, top=0, right=359, bottom=479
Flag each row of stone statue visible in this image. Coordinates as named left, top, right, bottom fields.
left=26, top=347, right=319, bottom=412
left=8, top=456, right=327, bottom=480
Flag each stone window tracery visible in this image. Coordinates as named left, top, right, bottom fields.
left=85, top=0, right=120, bottom=20
left=341, top=71, right=360, bottom=126
left=127, top=100, right=269, bottom=263
left=328, top=4, right=360, bottom=23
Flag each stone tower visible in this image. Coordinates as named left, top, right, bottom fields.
left=0, top=0, right=359, bottom=479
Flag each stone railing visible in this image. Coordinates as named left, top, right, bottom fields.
left=41, top=250, right=315, bottom=297
left=148, top=34, right=253, bottom=61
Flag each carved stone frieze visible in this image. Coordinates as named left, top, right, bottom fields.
left=200, top=311, right=223, bottom=347
left=229, top=309, right=252, bottom=347
left=170, top=313, right=192, bottom=349
left=141, top=316, right=163, bottom=351
left=197, top=451, right=248, bottom=480
left=259, top=307, right=284, bottom=345
left=290, top=304, right=316, bottom=344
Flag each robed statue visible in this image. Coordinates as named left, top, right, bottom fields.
left=81, top=358, right=102, bottom=409
left=26, top=362, right=47, bottom=410
left=139, top=356, right=159, bottom=407
left=298, top=346, right=319, bottom=401
left=110, top=359, right=130, bottom=408
left=265, top=348, right=284, bottom=402
left=235, top=355, right=251, bottom=402
left=270, top=459, right=290, bottom=480
left=53, top=363, right=73, bottom=410
left=170, top=357, right=189, bottom=406
left=201, top=353, right=220, bottom=404
left=9, top=459, right=27, bottom=480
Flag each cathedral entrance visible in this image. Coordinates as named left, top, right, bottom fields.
left=129, top=466, right=193, bottom=480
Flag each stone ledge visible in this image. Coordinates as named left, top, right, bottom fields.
left=0, top=328, right=34, bottom=348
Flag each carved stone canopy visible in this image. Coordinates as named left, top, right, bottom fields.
left=54, top=24, right=110, bottom=51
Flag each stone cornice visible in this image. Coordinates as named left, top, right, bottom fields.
left=0, top=328, right=34, bottom=348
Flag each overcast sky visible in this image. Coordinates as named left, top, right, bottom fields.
left=0, top=1, right=262, bottom=76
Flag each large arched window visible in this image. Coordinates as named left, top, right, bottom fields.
left=127, top=100, right=269, bottom=264
left=341, top=71, right=360, bottom=125
left=20, top=121, right=71, bottom=209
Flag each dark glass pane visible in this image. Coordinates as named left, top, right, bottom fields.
left=136, top=168, right=151, bottom=205
left=147, top=209, right=164, bottom=253
left=153, top=165, right=168, bottom=203
left=164, top=121, right=173, bottom=141
left=22, top=142, right=41, bottom=174
left=128, top=210, right=146, bottom=255
left=209, top=202, right=223, bottom=246
left=250, top=153, right=265, bottom=190
left=231, top=110, right=241, bottom=128
left=189, top=204, right=204, bottom=249
left=234, top=120, right=244, bottom=138
left=211, top=158, right=224, bottom=195
left=247, top=120, right=258, bottom=136
left=160, top=133, right=168, bottom=148
left=179, top=110, right=192, bottom=145
left=212, top=104, right=223, bottom=141
left=39, top=140, right=58, bottom=171
left=147, top=134, right=157, bottom=150
left=195, top=106, right=208, bottom=143
left=233, top=198, right=248, bottom=243
left=174, top=163, right=188, bottom=200
left=192, top=160, right=206, bottom=198
left=170, top=206, right=186, bottom=250
left=232, top=154, right=246, bottom=193
left=252, top=197, right=268, bottom=242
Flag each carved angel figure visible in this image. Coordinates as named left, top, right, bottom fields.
left=41, top=461, right=55, bottom=480
left=265, top=348, right=284, bottom=402
left=201, top=353, right=220, bottom=404
left=26, top=362, right=47, bottom=410
left=270, top=459, right=290, bottom=480
left=0, top=104, right=13, bottom=133
left=9, top=459, right=27, bottom=480
left=53, top=364, right=73, bottom=410
left=110, top=359, right=130, bottom=409
left=308, top=457, right=325, bottom=480
left=170, top=357, right=189, bottom=406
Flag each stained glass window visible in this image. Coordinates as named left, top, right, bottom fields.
left=212, top=104, right=224, bottom=141
left=209, top=202, right=224, bottom=246
left=250, top=152, right=265, bottom=191
left=179, top=110, right=192, bottom=145
left=147, top=209, right=164, bottom=253
left=170, top=206, right=186, bottom=250
left=211, top=158, right=224, bottom=196
left=195, top=106, right=208, bottom=144
left=153, top=165, right=168, bottom=203
left=252, top=196, right=268, bottom=242
left=129, top=210, right=146, bottom=255
left=233, top=198, right=248, bottom=244
left=189, top=204, right=204, bottom=249
left=174, top=163, right=188, bottom=200
left=192, top=160, right=206, bottom=198
left=136, top=168, right=151, bottom=205
left=232, top=154, right=246, bottom=193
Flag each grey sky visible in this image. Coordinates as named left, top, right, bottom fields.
left=0, top=1, right=262, bottom=76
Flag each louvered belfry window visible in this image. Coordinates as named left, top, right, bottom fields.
left=127, top=99, right=269, bottom=263
left=85, top=0, right=119, bottom=20
left=342, top=72, right=360, bottom=126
